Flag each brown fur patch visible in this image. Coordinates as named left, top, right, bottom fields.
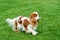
left=32, top=13, right=37, bottom=17
left=30, top=18, right=37, bottom=26
left=18, top=16, right=23, bottom=24
left=15, top=20, right=18, bottom=32
left=30, top=13, right=37, bottom=18
left=30, top=14, right=34, bottom=18
left=23, top=19, right=30, bottom=30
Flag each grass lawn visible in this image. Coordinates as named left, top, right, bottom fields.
left=0, top=0, right=60, bottom=40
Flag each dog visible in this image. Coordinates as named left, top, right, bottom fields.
left=6, top=12, right=40, bottom=35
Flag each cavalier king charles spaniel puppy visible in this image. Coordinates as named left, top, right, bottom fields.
left=6, top=12, right=40, bottom=35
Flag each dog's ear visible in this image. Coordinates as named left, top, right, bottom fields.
left=32, top=20, right=36, bottom=24
left=30, top=14, right=34, bottom=19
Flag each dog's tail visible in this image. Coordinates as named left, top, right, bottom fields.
left=6, top=18, right=14, bottom=27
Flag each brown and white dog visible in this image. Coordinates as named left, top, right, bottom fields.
left=6, top=12, right=40, bottom=35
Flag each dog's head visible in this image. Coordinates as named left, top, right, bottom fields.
left=30, top=12, right=40, bottom=20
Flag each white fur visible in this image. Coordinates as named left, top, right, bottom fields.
left=6, top=16, right=22, bottom=31
left=6, top=19, right=15, bottom=27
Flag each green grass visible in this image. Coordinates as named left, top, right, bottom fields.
left=0, top=0, right=60, bottom=40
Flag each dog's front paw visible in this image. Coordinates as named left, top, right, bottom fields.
left=32, top=31, right=38, bottom=35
